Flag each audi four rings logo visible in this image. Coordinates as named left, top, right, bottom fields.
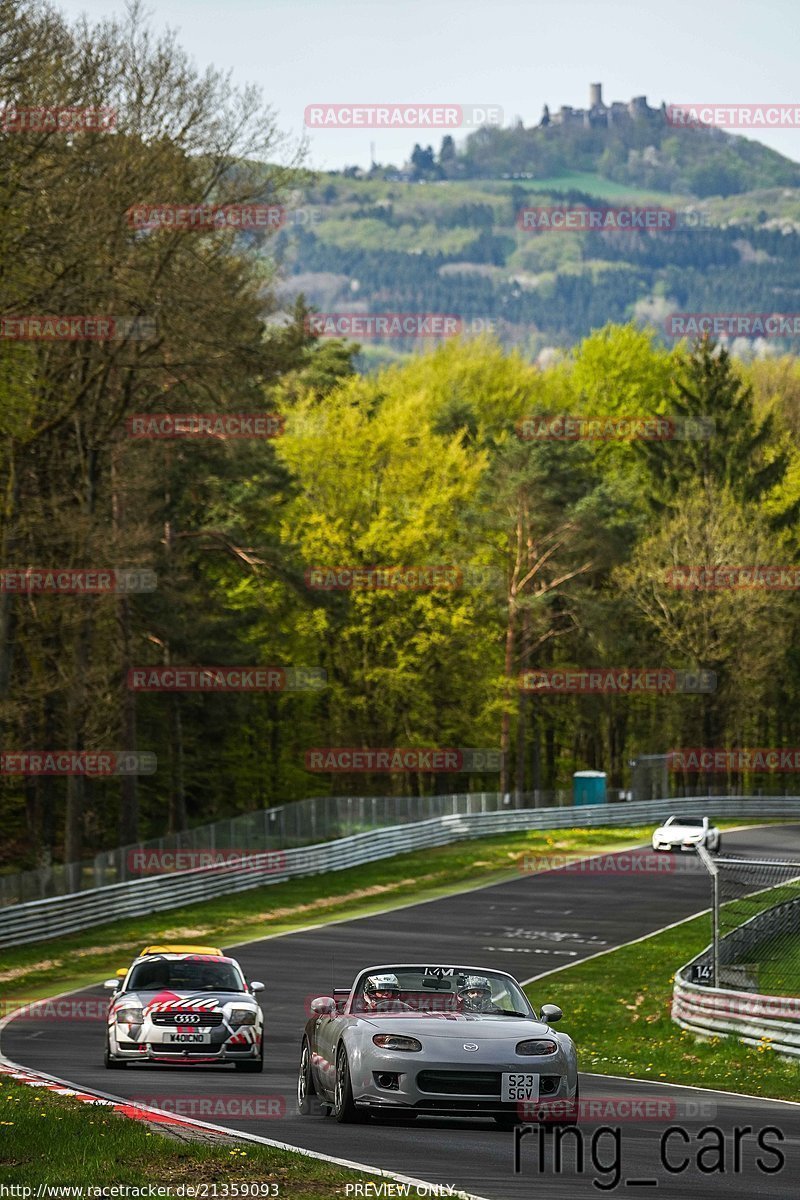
left=175, top=1013, right=201, bottom=1024
left=463, top=1042, right=479, bottom=1051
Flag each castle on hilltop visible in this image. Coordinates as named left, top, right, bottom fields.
left=540, top=83, right=666, bottom=129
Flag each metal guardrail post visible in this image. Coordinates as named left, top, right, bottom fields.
left=696, top=843, right=719, bottom=988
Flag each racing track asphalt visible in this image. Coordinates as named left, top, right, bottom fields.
left=4, top=824, right=800, bottom=1199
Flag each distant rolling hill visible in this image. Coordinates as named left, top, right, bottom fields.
left=263, top=110, right=800, bottom=365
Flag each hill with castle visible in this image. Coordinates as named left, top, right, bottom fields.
left=414, top=83, right=800, bottom=197
left=273, top=82, right=800, bottom=366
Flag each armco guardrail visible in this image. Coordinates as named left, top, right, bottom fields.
left=673, top=895, right=800, bottom=1057
left=3, top=795, right=800, bottom=947
left=0, top=789, right=574, bottom=906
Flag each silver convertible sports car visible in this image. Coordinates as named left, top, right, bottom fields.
left=297, top=963, right=578, bottom=1126
left=103, top=951, right=264, bottom=1070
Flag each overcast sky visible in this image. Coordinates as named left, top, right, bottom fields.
left=56, top=0, right=800, bottom=171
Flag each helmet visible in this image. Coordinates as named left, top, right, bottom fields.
left=363, top=973, right=401, bottom=1010
left=458, top=975, right=493, bottom=1011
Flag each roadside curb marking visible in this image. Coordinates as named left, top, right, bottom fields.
left=0, top=1052, right=488, bottom=1199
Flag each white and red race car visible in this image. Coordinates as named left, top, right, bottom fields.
left=103, top=951, right=264, bottom=1070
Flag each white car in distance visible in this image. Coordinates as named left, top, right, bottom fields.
left=652, top=815, right=720, bottom=853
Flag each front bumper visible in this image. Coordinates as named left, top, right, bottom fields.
left=110, top=1023, right=261, bottom=1064
left=351, top=1055, right=574, bottom=1116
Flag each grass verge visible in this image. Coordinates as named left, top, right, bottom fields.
left=0, top=1074, right=371, bottom=1192
left=524, top=904, right=800, bottom=1103
left=0, top=826, right=664, bottom=1004
left=755, top=931, right=800, bottom=996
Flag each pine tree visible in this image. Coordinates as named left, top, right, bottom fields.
left=637, top=338, right=798, bottom=526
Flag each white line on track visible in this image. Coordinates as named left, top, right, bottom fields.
left=589, top=1072, right=800, bottom=1108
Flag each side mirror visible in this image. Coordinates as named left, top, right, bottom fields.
left=310, top=996, right=336, bottom=1017
left=540, top=1003, right=563, bottom=1024
left=250, top=981, right=265, bottom=993
left=103, top=979, right=120, bottom=991
left=115, top=968, right=128, bottom=979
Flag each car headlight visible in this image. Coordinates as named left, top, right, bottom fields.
left=372, top=1035, right=422, bottom=1051
left=228, top=1008, right=257, bottom=1026
left=516, top=1039, right=559, bottom=1056
left=115, top=1007, right=143, bottom=1025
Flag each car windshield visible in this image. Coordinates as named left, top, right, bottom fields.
left=675, top=818, right=704, bottom=826
left=351, top=966, right=533, bottom=1016
left=127, top=957, right=247, bottom=993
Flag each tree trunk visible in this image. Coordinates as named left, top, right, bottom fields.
left=168, top=692, right=187, bottom=833
left=113, top=445, right=140, bottom=845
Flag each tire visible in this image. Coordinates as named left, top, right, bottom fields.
left=104, top=1038, right=125, bottom=1069
left=297, top=1038, right=326, bottom=1115
left=333, top=1045, right=366, bottom=1123
left=235, top=1037, right=264, bottom=1073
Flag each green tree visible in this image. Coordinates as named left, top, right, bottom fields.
left=636, top=338, right=797, bottom=525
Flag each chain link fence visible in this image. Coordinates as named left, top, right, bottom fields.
left=1, top=788, right=577, bottom=907
left=694, top=847, right=800, bottom=994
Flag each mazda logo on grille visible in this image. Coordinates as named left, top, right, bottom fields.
left=463, top=1042, right=479, bottom=1051
left=175, top=1013, right=201, bottom=1024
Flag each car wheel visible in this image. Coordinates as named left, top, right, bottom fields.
left=235, top=1038, right=264, bottom=1073
left=333, top=1045, right=366, bottom=1123
left=297, top=1038, right=326, bottom=1115
left=104, top=1038, right=125, bottom=1069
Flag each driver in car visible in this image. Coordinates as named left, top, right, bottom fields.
left=458, top=976, right=507, bottom=1014
left=360, top=974, right=412, bottom=1013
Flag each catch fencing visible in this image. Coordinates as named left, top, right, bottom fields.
left=2, top=794, right=800, bottom=948
left=0, top=790, right=572, bottom=907
left=672, top=848, right=800, bottom=1056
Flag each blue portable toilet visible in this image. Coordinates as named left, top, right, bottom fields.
left=573, top=770, right=607, bottom=806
